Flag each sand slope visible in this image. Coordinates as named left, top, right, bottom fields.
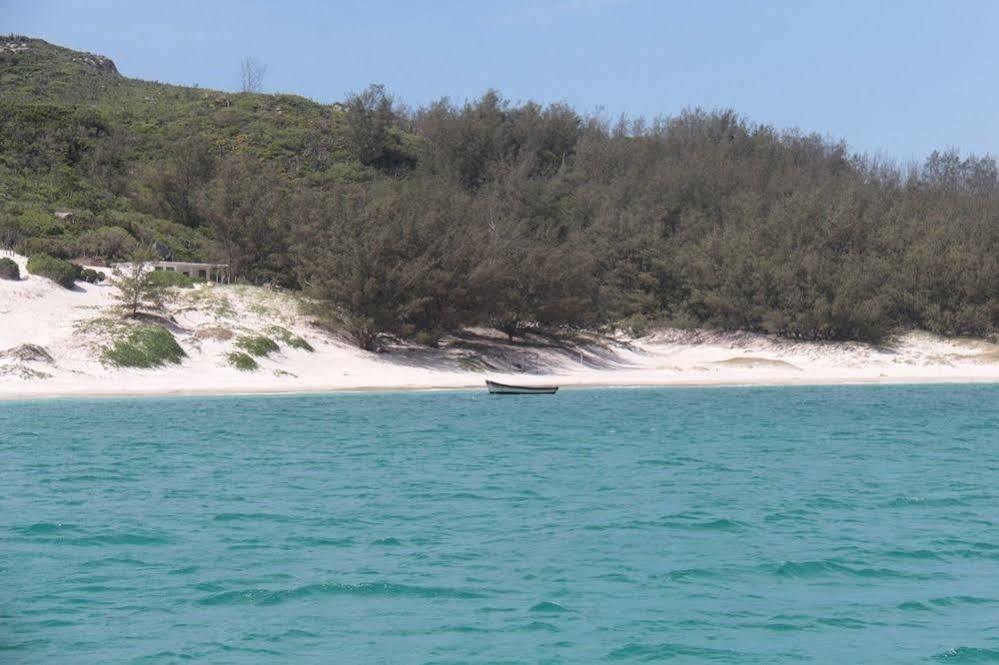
left=3, top=252, right=999, bottom=400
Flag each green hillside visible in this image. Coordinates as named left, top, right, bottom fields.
left=0, top=35, right=396, bottom=268
left=4, top=36, right=999, bottom=348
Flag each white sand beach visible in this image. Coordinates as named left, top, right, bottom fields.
left=3, top=252, right=999, bottom=401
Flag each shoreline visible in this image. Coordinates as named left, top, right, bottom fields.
left=5, top=252, right=999, bottom=403
left=3, top=374, right=999, bottom=403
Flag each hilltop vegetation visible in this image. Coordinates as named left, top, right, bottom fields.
left=3, top=36, right=999, bottom=346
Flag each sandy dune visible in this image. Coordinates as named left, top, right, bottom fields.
left=3, top=252, right=999, bottom=400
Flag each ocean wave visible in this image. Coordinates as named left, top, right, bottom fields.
left=13, top=522, right=80, bottom=535
left=763, top=509, right=816, bottom=523
left=286, top=536, right=355, bottom=547
left=131, top=650, right=196, bottom=663
left=773, top=559, right=929, bottom=579
left=69, top=532, right=172, bottom=546
left=196, top=581, right=487, bottom=606
left=805, top=496, right=854, bottom=509
left=815, top=616, right=868, bottom=629
left=607, top=642, right=759, bottom=661
left=213, top=512, right=293, bottom=523
left=524, top=621, right=560, bottom=632
left=663, top=567, right=722, bottom=582
left=929, top=596, right=998, bottom=607
left=883, top=548, right=946, bottom=561
left=79, top=556, right=150, bottom=568
left=739, top=619, right=812, bottom=632
left=933, top=647, right=999, bottom=662
left=659, top=513, right=752, bottom=531
left=529, top=601, right=570, bottom=613
left=887, top=494, right=992, bottom=508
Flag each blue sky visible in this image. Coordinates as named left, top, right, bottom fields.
left=5, top=0, right=998, bottom=161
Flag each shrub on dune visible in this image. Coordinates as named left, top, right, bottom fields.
left=78, top=267, right=105, bottom=284
left=26, top=253, right=76, bottom=288
left=266, top=325, right=314, bottom=352
left=234, top=334, right=279, bottom=357
left=0, top=257, right=19, bottom=280
left=102, top=324, right=186, bottom=368
left=227, top=351, right=259, bottom=371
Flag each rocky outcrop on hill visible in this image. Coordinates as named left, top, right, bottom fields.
left=71, top=53, right=118, bottom=74
left=1, top=39, right=31, bottom=54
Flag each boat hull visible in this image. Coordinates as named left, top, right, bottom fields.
left=486, top=380, right=559, bottom=395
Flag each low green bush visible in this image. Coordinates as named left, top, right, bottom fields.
left=18, top=236, right=77, bottom=259
left=147, top=270, right=195, bottom=288
left=415, top=330, right=440, bottom=347
left=267, top=325, right=314, bottom=352
left=226, top=351, right=259, bottom=371
left=26, top=253, right=76, bottom=288
left=234, top=334, right=279, bottom=357
left=78, top=267, right=105, bottom=283
left=0, top=257, right=19, bottom=280
left=15, top=208, right=66, bottom=237
left=78, top=226, right=136, bottom=261
left=102, top=324, right=186, bottom=368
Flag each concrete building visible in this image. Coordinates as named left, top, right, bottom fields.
left=150, top=261, right=229, bottom=282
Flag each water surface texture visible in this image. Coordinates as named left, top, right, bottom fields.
left=3, top=386, right=999, bottom=663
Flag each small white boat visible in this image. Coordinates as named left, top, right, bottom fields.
left=486, top=380, right=559, bottom=395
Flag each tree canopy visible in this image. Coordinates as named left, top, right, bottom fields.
left=5, top=38, right=999, bottom=346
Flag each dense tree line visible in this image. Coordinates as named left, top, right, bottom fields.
left=113, top=89, right=999, bottom=346
left=283, top=90, right=999, bottom=347
left=6, top=47, right=999, bottom=346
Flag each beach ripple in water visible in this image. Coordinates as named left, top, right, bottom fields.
left=3, top=385, right=999, bottom=662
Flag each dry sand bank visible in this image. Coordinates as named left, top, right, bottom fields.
left=3, top=252, right=999, bottom=401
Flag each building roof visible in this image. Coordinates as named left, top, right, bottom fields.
left=150, top=261, right=228, bottom=268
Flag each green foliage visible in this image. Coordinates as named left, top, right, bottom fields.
left=0, top=257, right=19, bottom=280
left=111, top=250, right=167, bottom=316
left=78, top=267, right=105, bottom=283
left=226, top=351, right=259, bottom=371
left=10, top=37, right=999, bottom=344
left=101, top=324, right=186, bottom=368
left=112, top=212, right=215, bottom=261
left=0, top=38, right=361, bottom=279
left=15, top=236, right=76, bottom=259
left=266, top=325, right=314, bottom=351
left=10, top=208, right=68, bottom=237
left=146, top=270, right=195, bottom=288
left=77, top=226, right=136, bottom=260
left=234, top=334, right=279, bottom=356
left=415, top=331, right=439, bottom=347
left=182, top=286, right=234, bottom=319
left=26, top=253, right=76, bottom=288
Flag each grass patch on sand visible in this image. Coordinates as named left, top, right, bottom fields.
left=193, top=325, right=235, bottom=341
left=457, top=355, right=492, bottom=372
left=709, top=356, right=802, bottom=371
left=75, top=316, right=126, bottom=336
left=961, top=351, right=999, bottom=364
left=267, top=325, right=314, bottom=352
left=102, top=324, right=186, bottom=368
left=227, top=351, right=259, bottom=371
left=182, top=286, right=235, bottom=319
left=234, top=334, right=279, bottom=357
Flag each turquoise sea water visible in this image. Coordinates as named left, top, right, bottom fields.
left=2, top=385, right=999, bottom=663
